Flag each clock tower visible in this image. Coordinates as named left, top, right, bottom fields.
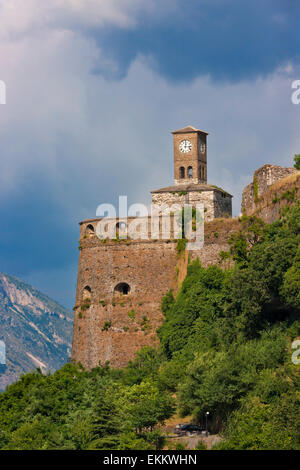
left=151, top=125, right=232, bottom=220
left=172, top=126, right=208, bottom=185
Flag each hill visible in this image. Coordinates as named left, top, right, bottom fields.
left=0, top=273, right=73, bottom=390
left=0, top=202, right=298, bottom=449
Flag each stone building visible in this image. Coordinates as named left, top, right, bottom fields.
left=151, top=126, right=232, bottom=221
left=71, top=126, right=234, bottom=369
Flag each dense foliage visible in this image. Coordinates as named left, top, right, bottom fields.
left=0, top=364, right=175, bottom=450
left=0, top=203, right=299, bottom=450
left=157, top=204, right=300, bottom=449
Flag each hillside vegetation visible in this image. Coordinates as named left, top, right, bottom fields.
left=0, top=203, right=299, bottom=450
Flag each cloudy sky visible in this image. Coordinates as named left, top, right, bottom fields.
left=0, top=0, right=299, bottom=308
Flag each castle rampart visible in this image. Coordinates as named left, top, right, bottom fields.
left=72, top=126, right=236, bottom=369
left=71, top=215, right=239, bottom=369
left=242, top=164, right=297, bottom=215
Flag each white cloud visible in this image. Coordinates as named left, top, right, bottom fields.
left=0, top=0, right=162, bottom=39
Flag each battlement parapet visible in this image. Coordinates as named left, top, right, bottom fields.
left=80, top=213, right=196, bottom=242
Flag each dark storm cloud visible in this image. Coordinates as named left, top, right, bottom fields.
left=90, top=0, right=300, bottom=82
left=0, top=0, right=299, bottom=308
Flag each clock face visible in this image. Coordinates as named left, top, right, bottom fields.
left=200, top=142, right=206, bottom=153
left=179, top=139, right=192, bottom=153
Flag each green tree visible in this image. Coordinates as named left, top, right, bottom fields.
left=280, top=246, right=300, bottom=309
left=228, top=215, right=265, bottom=266
left=294, top=154, right=300, bottom=170
left=122, top=347, right=162, bottom=386
left=216, top=393, right=300, bottom=450
left=4, top=418, right=65, bottom=450
left=88, top=385, right=123, bottom=449
left=117, top=381, right=175, bottom=433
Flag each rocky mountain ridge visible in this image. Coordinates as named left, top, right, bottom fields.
left=0, top=273, right=73, bottom=390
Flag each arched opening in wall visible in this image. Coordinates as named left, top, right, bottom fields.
left=116, top=221, right=127, bottom=230
left=116, top=221, right=127, bottom=238
left=179, top=167, right=185, bottom=179
left=116, top=221, right=127, bottom=233
left=114, top=282, right=131, bottom=296
left=82, top=286, right=91, bottom=300
left=85, top=224, right=95, bottom=237
left=188, top=166, right=193, bottom=179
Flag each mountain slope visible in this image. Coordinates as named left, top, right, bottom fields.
left=0, top=273, right=73, bottom=390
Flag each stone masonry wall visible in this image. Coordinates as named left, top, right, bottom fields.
left=151, top=189, right=232, bottom=221
left=242, top=164, right=297, bottom=214
left=72, top=240, right=178, bottom=369
left=151, top=190, right=215, bottom=220
left=213, top=191, right=232, bottom=218
left=71, top=217, right=239, bottom=369
left=242, top=171, right=300, bottom=223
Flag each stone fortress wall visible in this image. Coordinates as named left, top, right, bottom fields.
left=71, top=124, right=299, bottom=370
left=71, top=215, right=239, bottom=369
left=242, top=164, right=297, bottom=214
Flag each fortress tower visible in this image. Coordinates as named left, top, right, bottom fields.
left=71, top=127, right=233, bottom=369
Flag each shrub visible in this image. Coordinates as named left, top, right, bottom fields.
left=128, top=310, right=136, bottom=322
left=102, top=321, right=112, bottom=332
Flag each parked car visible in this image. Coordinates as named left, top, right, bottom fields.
left=174, top=423, right=204, bottom=436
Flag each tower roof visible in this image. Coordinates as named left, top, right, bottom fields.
left=151, top=183, right=232, bottom=197
left=172, top=125, right=209, bottom=135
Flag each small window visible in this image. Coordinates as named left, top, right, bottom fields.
left=83, top=286, right=91, bottom=300
left=188, top=166, right=193, bottom=178
left=179, top=167, right=185, bottom=179
left=114, top=282, right=131, bottom=295
left=86, top=224, right=95, bottom=236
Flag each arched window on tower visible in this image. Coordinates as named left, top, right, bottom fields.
left=82, top=286, right=91, bottom=300
left=116, top=221, right=127, bottom=230
left=179, top=167, right=185, bottom=179
left=85, top=224, right=95, bottom=237
left=116, top=221, right=127, bottom=238
left=188, top=166, right=193, bottom=179
left=114, top=282, right=131, bottom=296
